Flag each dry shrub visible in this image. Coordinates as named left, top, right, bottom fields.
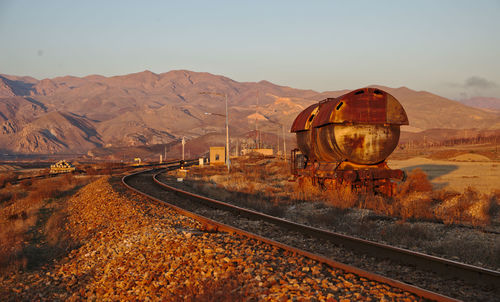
left=431, top=189, right=460, bottom=202
left=216, top=173, right=255, bottom=194
left=20, top=179, right=32, bottom=189
left=397, top=168, right=432, bottom=195
left=397, top=193, right=434, bottom=221
left=291, top=177, right=324, bottom=202
left=187, top=157, right=496, bottom=227
left=0, top=174, right=87, bottom=273
left=0, top=219, right=31, bottom=271
left=291, top=178, right=359, bottom=209
left=434, top=187, right=491, bottom=226
left=0, top=191, right=13, bottom=204
left=327, top=184, right=358, bottom=209
left=27, top=181, right=59, bottom=203
left=359, top=192, right=432, bottom=221
left=44, top=210, right=69, bottom=246
left=265, top=160, right=288, bottom=176
left=0, top=172, right=18, bottom=188
left=360, top=194, right=396, bottom=216
left=0, top=216, right=36, bottom=273
left=26, top=174, right=77, bottom=203
left=488, top=190, right=500, bottom=219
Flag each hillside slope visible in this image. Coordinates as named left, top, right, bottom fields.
left=0, top=70, right=498, bottom=154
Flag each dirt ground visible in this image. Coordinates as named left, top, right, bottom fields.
left=388, top=156, right=500, bottom=194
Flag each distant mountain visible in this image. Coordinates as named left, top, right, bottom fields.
left=2, top=111, right=102, bottom=153
left=0, top=97, right=47, bottom=134
left=458, top=97, right=500, bottom=111
left=368, top=86, right=500, bottom=132
left=0, top=75, right=37, bottom=97
left=0, top=70, right=499, bottom=155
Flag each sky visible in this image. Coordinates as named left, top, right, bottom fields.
left=1, top=0, right=499, bottom=100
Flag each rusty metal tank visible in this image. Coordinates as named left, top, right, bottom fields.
left=291, top=88, right=408, bottom=165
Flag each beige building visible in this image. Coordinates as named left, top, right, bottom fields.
left=241, top=148, right=274, bottom=156
left=209, top=146, right=226, bottom=165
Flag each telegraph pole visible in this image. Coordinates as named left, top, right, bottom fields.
left=200, top=91, right=230, bottom=172
left=283, top=124, right=287, bottom=161
left=182, top=136, right=185, bottom=161
left=256, top=90, right=260, bottom=149
left=225, top=93, right=230, bottom=172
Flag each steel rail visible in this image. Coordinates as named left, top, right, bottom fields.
left=122, top=168, right=459, bottom=302
left=8, top=159, right=185, bottom=186
left=152, top=173, right=500, bottom=289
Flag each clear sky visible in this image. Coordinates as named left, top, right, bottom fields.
left=1, top=0, right=499, bottom=99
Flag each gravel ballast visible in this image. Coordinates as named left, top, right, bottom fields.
left=0, top=176, right=425, bottom=301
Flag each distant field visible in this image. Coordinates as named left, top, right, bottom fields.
left=0, top=164, right=20, bottom=171
left=389, top=156, right=500, bottom=194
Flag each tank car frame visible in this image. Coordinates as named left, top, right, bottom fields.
left=290, top=88, right=409, bottom=196
left=291, top=149, right=404, bottom=195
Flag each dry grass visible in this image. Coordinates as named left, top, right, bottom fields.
left=0, top=172, right=18, bottom=189
left=0, top=174, right=92, bottom=274
left=178, top=156, right=499, bottom=269
left=433, top=187, right=495, bottom=226
left=397, top=168, right=433, bottom=194
left=184, top=156, right=498, bottom=227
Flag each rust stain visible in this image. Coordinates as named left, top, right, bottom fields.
left=343, top=134, right=365, bottom=152
left=290, top=103, right=319, bottom=132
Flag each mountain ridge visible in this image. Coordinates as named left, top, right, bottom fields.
left=0, top=70, right=498, bottom=155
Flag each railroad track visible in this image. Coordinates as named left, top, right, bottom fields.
left=8, top=160, right=182, bottom=185
left=122, top=168, right=499, bottom=301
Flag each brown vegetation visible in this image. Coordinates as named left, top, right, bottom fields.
left=184, top=156, right=498, bottom=228
left=166, top=156, right=500, bottom=269
left=2, top=176, right=422, bottom=300
left=0, top=174, right=92, bottom=273
left=0, top=172, right=18, bottom=189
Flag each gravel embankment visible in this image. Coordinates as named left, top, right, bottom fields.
left=151, top=173, right=498, bottom=301
left=0, top=176, right=424, bottom=301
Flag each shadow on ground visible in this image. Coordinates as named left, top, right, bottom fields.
left=400, top=164, right=459, bottom=180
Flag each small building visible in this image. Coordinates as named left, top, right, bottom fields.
left=209, top=146, right=226, bottom=165
left=241, top=148, right=274, bottom=156
left=50, top=160, right=76, bottom=174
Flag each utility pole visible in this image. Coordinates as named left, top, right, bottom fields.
left=266, top=118, right=287, bottom=161
left=200, top=91, right=230, bottom=172
left=182, top=136, right=185, bottom=161
left=224, top=93, right=230, bottom=172
left=277, top=127, right=280, bottom=156
left=256, top=90, right=260, bottom=149
left=282, top=124, right=287, bottom=162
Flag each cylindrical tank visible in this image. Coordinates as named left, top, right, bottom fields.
left=291, top=88, right=408, bottom=165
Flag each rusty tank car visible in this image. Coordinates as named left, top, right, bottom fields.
left=290, top=88, right=409, bottom=195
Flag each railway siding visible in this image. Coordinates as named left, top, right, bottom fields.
left=140, top=169, right=498, bottom=301
left=1, top=176, right=424, bottom=301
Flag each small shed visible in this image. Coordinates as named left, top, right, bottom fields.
left=241, top=148, right=274, bottom=156
left=209, top=146, right=226, bottom=165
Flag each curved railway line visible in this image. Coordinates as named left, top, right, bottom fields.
left=7, top=161, right=176, bottom=185
left=122, top=166, right=499, bottom=301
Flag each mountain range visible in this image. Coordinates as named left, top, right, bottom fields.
left=1, top=70, right=499, bottom=156
left=458, top=97, right=500, bottom=111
